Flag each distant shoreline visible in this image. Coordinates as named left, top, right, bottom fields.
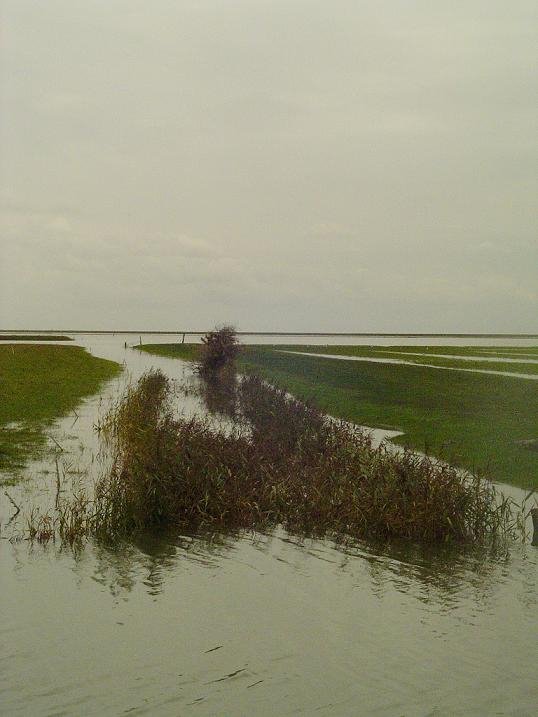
left=0, top=334, right=72, bottom=341
left=1, top=330, right=538, bottom=339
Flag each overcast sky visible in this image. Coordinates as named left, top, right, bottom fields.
left=1, top=1, right=536, bottom=332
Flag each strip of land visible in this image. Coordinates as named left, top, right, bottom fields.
left=0, top=335, right=72, bottom=341
left=137, top=343, right=538, bottom=489
left=0, top=344, right=121, bottom=477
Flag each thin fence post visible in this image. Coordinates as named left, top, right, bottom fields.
left=532, top=507, right=538, bottom=546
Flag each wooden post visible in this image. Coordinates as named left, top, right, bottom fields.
left=532, top=507, right=538, bottom=547
left=182, top=333, right=185, bottom=344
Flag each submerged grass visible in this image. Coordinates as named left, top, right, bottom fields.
left=0, top=344, right=121, bottom=475
left=41, top=368, right=523, bottom=547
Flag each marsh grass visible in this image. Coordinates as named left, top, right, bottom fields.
left=29, top=368, right=527, bottom=547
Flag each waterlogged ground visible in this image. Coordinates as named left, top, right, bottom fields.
left=280, top=348, right=538, bottom=380
left=1, top=334, right=537, bottom=716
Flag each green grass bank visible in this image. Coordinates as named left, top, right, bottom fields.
left=0, top=344, right=121, bottom=476
left=0, top=334, right=72, bottom=341
left=137, top=343, right=538, bottom=490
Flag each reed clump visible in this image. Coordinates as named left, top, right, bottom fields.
left=86, top=369, right=514, bottom=544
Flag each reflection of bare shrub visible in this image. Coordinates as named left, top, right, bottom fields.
left=88, top=369, right=516, bottom=545
left=197, top=326, right=240, bottom=377
left=238, top=374, right=328, bottom=455
left=200, top=366, right=238, bottom=420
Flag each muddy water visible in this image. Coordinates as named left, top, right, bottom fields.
left=1, top=335, right=537, bottom=716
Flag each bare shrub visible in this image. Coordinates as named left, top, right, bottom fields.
left=197, top=326, right=240, bottom=376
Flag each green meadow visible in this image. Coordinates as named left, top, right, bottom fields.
left=138, top=343, right=538, bottom=489
left=0, top=344, right=121, bottom=477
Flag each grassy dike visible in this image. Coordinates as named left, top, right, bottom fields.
left=137, top=343, right=538, bottom=490
left=0, top=344, right=121, bottom=475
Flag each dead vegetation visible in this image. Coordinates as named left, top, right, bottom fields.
left=24, top=366, right=521, bottom=547
left=197, top=325, right=240, bottom=377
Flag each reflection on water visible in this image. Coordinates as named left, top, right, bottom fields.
left=1, top=524, right=536, bottom=716
left=197, top=368, right=239, bottom=422
left=84, top=526, right=537, bottom=612
left=1, top=333, right=537, bottom=716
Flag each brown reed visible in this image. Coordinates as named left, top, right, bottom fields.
left=85, top=369, right=516, bottom=544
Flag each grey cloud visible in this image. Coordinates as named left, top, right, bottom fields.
left=1, top=0, right=536, bottom=331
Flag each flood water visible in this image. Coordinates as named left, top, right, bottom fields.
left=1, top=334, right=537, bottom=716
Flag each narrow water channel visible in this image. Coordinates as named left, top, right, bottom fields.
left=1, top=335, right=536, bottom=716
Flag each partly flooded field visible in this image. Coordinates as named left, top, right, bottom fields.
left=1, top=334, right=537, bottom=716
left=279, top=349, right=538, bottom=380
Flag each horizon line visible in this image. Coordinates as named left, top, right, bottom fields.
left=2, top=330, right=538, bottom=338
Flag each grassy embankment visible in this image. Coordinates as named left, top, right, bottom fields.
left=137, top=343, right=538, bottom=489
left=0, top=335, right=72, bottom=341
left=0, top=344, right=121, bottom=478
